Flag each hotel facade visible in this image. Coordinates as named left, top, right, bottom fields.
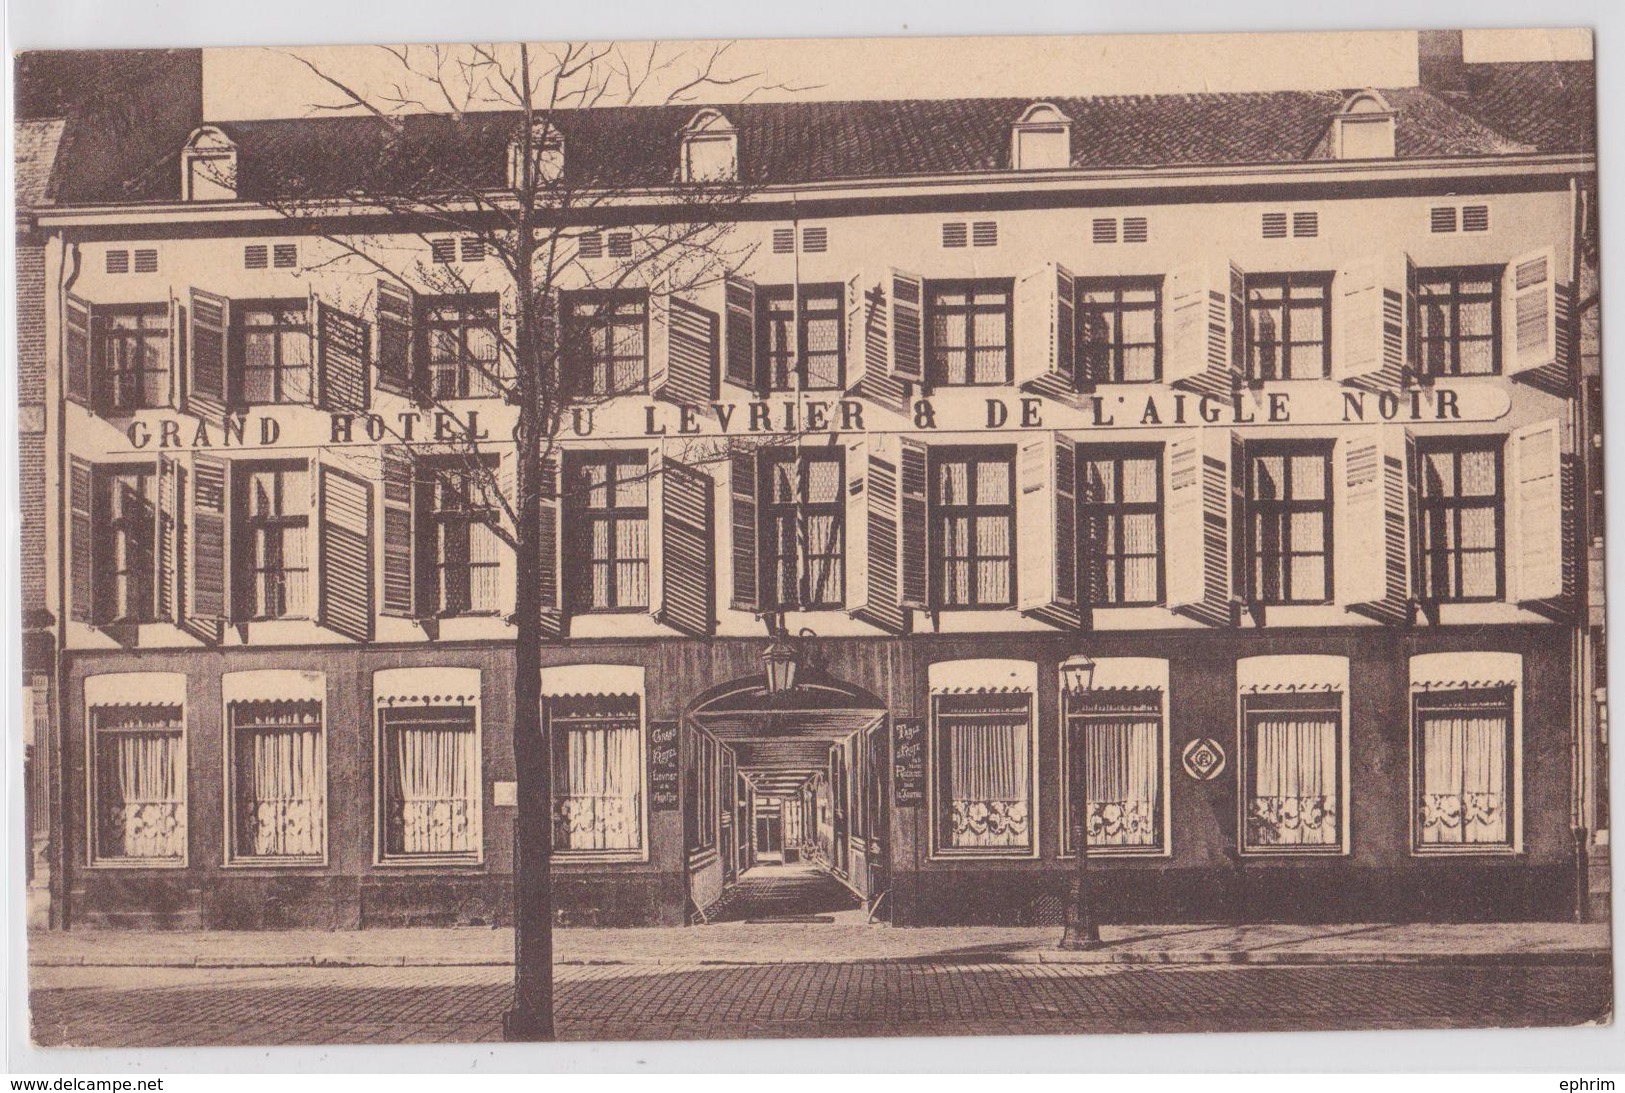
left=26, top=45, right=1605, bottom=929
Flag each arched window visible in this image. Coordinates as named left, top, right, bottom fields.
left=681, top=109, right=738, bottom=183
left=508, top=120, right=564, bottom=188
left=181, top=126, right=238, bottom=201
left=1331, top=89, right=1396, bottom=160
left=1010, top=102, right=1072, bottom=170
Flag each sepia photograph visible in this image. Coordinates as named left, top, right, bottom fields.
left=9, top=19, right=1612, bottom=1055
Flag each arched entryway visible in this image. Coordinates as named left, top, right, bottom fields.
left=684, top=667, right=890, bottom=923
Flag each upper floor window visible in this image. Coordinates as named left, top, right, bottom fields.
left=1416, top=439, right=1504, bottom=603
left=757, top=284, right=844, bottom=392
left=232, top=461, right=311, bottom=621
left=233, top=300, right=311, bottom=405
left=759, top=447, right=845, bottom=610
left=418, top=459, right=502, bottom=617
left=79, top=463, right=156, bottom=625
left=419, top=294, right=501, bottom=400
left=101, top=305, right=172, bottom=412
left=1079, top=447, right=1162, bottom=606
left=1244, top=273, right=1332, bottom=381
left=1416, top=266, right=1501, bottom=379
left=1245, top=443, right=1333, bottom=605
left=932, top=447, right=1015, bottom=608
left=564, top=451, right=650, bottom=612
left=1077, top=277, right=1161, bottom=384
left=926, top=280, right=1013, bottom=387
left=562, top=291, right=647, bottom=396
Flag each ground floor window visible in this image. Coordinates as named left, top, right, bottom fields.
left=550, top=695, right=644, bottom=856
left=1064, top=690, right=1163, bottom=853
left=380, top=705, right=481, bottom=861
left=932, top=692, right=1034, bottom=855
left=229, top=698, right=324, bottom=861
left=1414, top=687, right=1515, bottom=850
left=91, top=703, right=186, bottom=863
left=1241, top=692, right=1342, bottom=851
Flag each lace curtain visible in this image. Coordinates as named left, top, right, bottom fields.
left=1418, top=696, right=1510, bottom=846
left=1073, top=712, right=1160, bottom=849
left=94, top=705, right=185, bottom=861
left=1247, top=710, right=1340, bottom=847
left=386, top=707, right=479, bottom=855
left=941, top=696, right=1031, bottom=850
left=552, top=700, right=643, bottom=853
left=233, top=699, right=323, bottom=858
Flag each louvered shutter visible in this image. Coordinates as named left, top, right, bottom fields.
left=844, top=436, right=869, bottom=615
left=315, top=298, right=371, bottom=411
left=655, top=292, right=719, bottom=404
left=723, top=276, right=757, bottom=391
left=842, top=273, right=867, bottom=393
left=847, top=435, right=907, bottom=633
left=156, top=454, right=182, bottom=624
left=316, top=457, right=375, bottom=641
left=376, top=281, right=416, bottom=396
left=647, top=284, right=670, bottom=396
left=535, top=454, right=563, bottom=637
left=898, top=437, right=929, bottom=609
left=1016, top=432, right=1079, bottom=628
left=68, top=457, right=95, bottom=623
left=1163, top=264, right=1232, bottom=392
left=888, top=271, right=925, bottom=383
left=1166, top=430, right=1234, bottom=625
left=188, top=454, right=229, bottom=621
left=1505, top=248, right=1558, bottom=376
left=64, top=295, right=95, bottom=408
left=1014, top=264, right=1076, bottom=399
left=1336, top=427, right=1385, bottom=605
left=1163, top=432, right=1203, bottom=611
left=1227, top=263, right=1246, bottom=383
left=188, top=289, right=230, bottom=418
left=729, top=442, right=760, bottom=612
left=657, top=456, right=716, bottom=636
left=380, top=447, right=417, bottom=617
left=1334, top=255, right=1407, bottom=387
left=1511, top=419, right=1563, bottom=603
left=1404, top=256, right=1420, bottom=375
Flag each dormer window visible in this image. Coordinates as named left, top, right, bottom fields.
left=181, top=126, right=238, bottom=201
left=681, top=109, right=738, bottom=183
left=508, top=121, right=564, bottom=188
left=1010, top=102, right=1071, bottom=171
left=1330, top=90, right=1396, bottom=160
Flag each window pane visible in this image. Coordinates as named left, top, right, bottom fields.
left=974, top=461, right=1009, bottom=504
left=1418, top=702, right=1510, bottom=846
left=1121, top=458, right=1158, bottom=503
left=1074, top=714, right=1161, bottom=848
left=386, top=708, right=479, bottom=856
left=1246, top=712, right=1339, bottom=847
left=93, top=705, right=185, bottom=861
left=945, top=713, right=1030, bottom=849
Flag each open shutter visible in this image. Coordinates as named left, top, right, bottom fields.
left=1337, top=427, right=1385, bottom=609
left=68, top=457, right=94, bottom=623
left=376, top=280, right=416, bottom=397
left=188, top=289, right=230, bottom=419
left=316, top=456, right=375, bottom=641
left=380, top=447, right=417, bottom=618
left=887, top=270, right=924, bottom=383
left=1166, top=430, right=1234, bottom=626
left=723, top=276, right=757, bottom=392
left=729, top=442, right=760, bottom=612
left=898, top=437, right=929, bottom=609
left=655, top=291, right=719, bottom=405
left=1014, top=264, right=1076, bottom=400
left=658, top=456, right=716, bottom=636
left=156, top=454, right=182, bottom=624
left=315, top=298, right=371, bottom=412
left=844, top=435, right=869, bottom=615
left=1163, top=264, right=1233, bottom=394
left=1505, top=248, right=1557, bottom=376
left=647, top=284, right=670, bottom=396
left=535, top=455, right=563, bottom=638
left=64, top=295, right=95, bottom=408
left=847, top=435, right=908, bottom=633
left=1335, top=255, right=1407, bottom=388
left=188, top=454, right=229, bottom=622
left=1016, top=432, right=1079, bottom=628
left=842, top=273, right=867, bottom=393
left=1511, top=419, right=1563, bottom=603
left=1228, top=262, right=1246, bottom=384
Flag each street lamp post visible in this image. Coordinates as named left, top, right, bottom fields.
left=1059, top=657, right=1104, bottom=951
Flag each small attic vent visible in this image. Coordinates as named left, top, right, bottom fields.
left=273, top=243, right=298, bottom=269
left=1262, top=211, right=1316, bottom=239
left=802, top=226, right=828, bottom=253
left=942, top=222, right=968, bottom=249
left=431, top=238, right=457, bottom=264
left=244, top=244, right=269, bottom=269
left=1092, top=217, right=1149, bottom=244
left=1092, top=218, right=1117, bottom=244
left=1262, top=212, right=1289, bottom=239
left=971, top=221, right=998, bottom=247
left=1292, top=212, right=1318, bottom=238
left=105, top=250, right=130, bottom=274
left=133, top=248, right=159, bottom=273
left=606, top=232, right=633, bottom=258
left=773, top=228, right=794, bottom=254
left=1122, top=217, right=1148, bottom=243
left=1462, top=205, right=1490, bottom=232
left=460, top=238, right=486, bottom=262
left=578, top=232, right=603, bottom=258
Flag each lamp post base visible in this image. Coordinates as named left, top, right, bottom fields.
left=1058, top=923, right=1105, bottom=952
left=502, top=1008, right=556, bottom=1042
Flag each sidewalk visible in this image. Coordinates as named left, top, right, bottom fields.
left=28, top=920, right=1612, bottom=970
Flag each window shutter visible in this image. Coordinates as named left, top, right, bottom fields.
left=844, top=435, right=869, bottom=615
left=729, top=442, right=760, bottom=612
left=314, top=298, right=371, bottom=412
left=843, top=273, right=867, bottom=394
left=898, top=437, right=929, bottom=609
left=647, top=284, right=670, bottom=397
left=1505, top=248, right=1558, bottom=376
left=535, top=455, right=563, bottom=637
left=657, top=456, right=716, bottom=636
left=188, top=454, right=229, bottom=621
left=156, top=454, right=182, bottom=624
left=188, top=288, right=230, bottom=418
left=1404, top=255, right=1420, bottom=377
left=1511, top=419, right=1563, bottom=603
left=654, top=291, right=719, bottom=405
left=1166, top=430, right=1234, bottom=625
left=376, top=280, right=416, bottom=397
left=380, top=447, right=417, bottom=618
left=1227, top=262, right=1246, bottom=383
left=848, top=435, right=907, bottom=633
left=68, top=456, right=94, bottom=623
left=887, top=270, right=924, bottom=383
left=1334, top=255, right=1407, bottom=388
left=723, top=276, right=757, bottom=391
left=1013, top=263, right=1076, bottom=399
left=1016, top=432, right=1079, bottom=627
left=1163, top=264, right=1232, bottom=393
left=316, top=458, right=375, bottom=641
left=64, top=294, right=95, bottom=408
left=1336, top=427, right=1385, bottom=606
left=1163, top=432, right=1201, bottom=611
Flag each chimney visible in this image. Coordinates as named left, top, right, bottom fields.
left=1418, top=29, right=1467, bottom=96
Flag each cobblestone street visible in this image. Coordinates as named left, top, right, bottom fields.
left=29, top=960, right=1612, bottom=1046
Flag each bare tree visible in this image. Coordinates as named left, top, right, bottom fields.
left=221, top=41, right=811, bottom=1039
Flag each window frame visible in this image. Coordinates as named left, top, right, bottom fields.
left=1414, top=437, right=1505, bottom=604
left=685, top=727, right=722, bottom=861
left=928, top=689, right=1039, bottom=859
left=548, top=693, right=649, bottom=863
left=415, top=292, right=503, bottom=401
left=1075, top=276, right=1163, bottom=385
left=231, top=459, right=312, bottom=623
left=563, top=450, right=651, bottom=614
left=754, top=283, right=846, bottom=393
left=1077, top=444, right=1164, bottom=607
left=1238, top=689, right=1347, bottom=856
left=1244, top=440, right=1335, bottom=606
left=231, top=297, right=312, bottom=406
left=222, top=688, right=328, bottom=868
left=1410, top=685, right=1518, bottom=856
left=1413, top=265, right=1503, bottom=380
left=415, top=456, right=503, bottom=619
left=1243, top=272, right=1333, bottom=382
left=561, top=289, right=650, bottom=397
left=90, top=462, right=159, bottom=626
left=374, top=701, right=485, bottom=867
left=98, top=303, right=173, bottom=413
left=929, top=445, right=1017, bottom=610
left=757, top=446, right=847, bottom=611
left=1060, top=687, right=1168, bottom=857
left=923, top=278, right=1015, bottom=388
left=85, top=686, right=188, bottom=870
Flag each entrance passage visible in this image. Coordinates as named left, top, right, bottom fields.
left=705, top=861, right=864, bottom=923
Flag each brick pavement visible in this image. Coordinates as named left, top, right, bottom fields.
left=28, top=960, right=1613, bottom=1046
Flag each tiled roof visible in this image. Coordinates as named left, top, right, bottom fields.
left=1447, top=61, right=1597, bottom=155
left=15, top=118, right=67, bottom=209
left=55, top=79, right=1584, bottom=207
